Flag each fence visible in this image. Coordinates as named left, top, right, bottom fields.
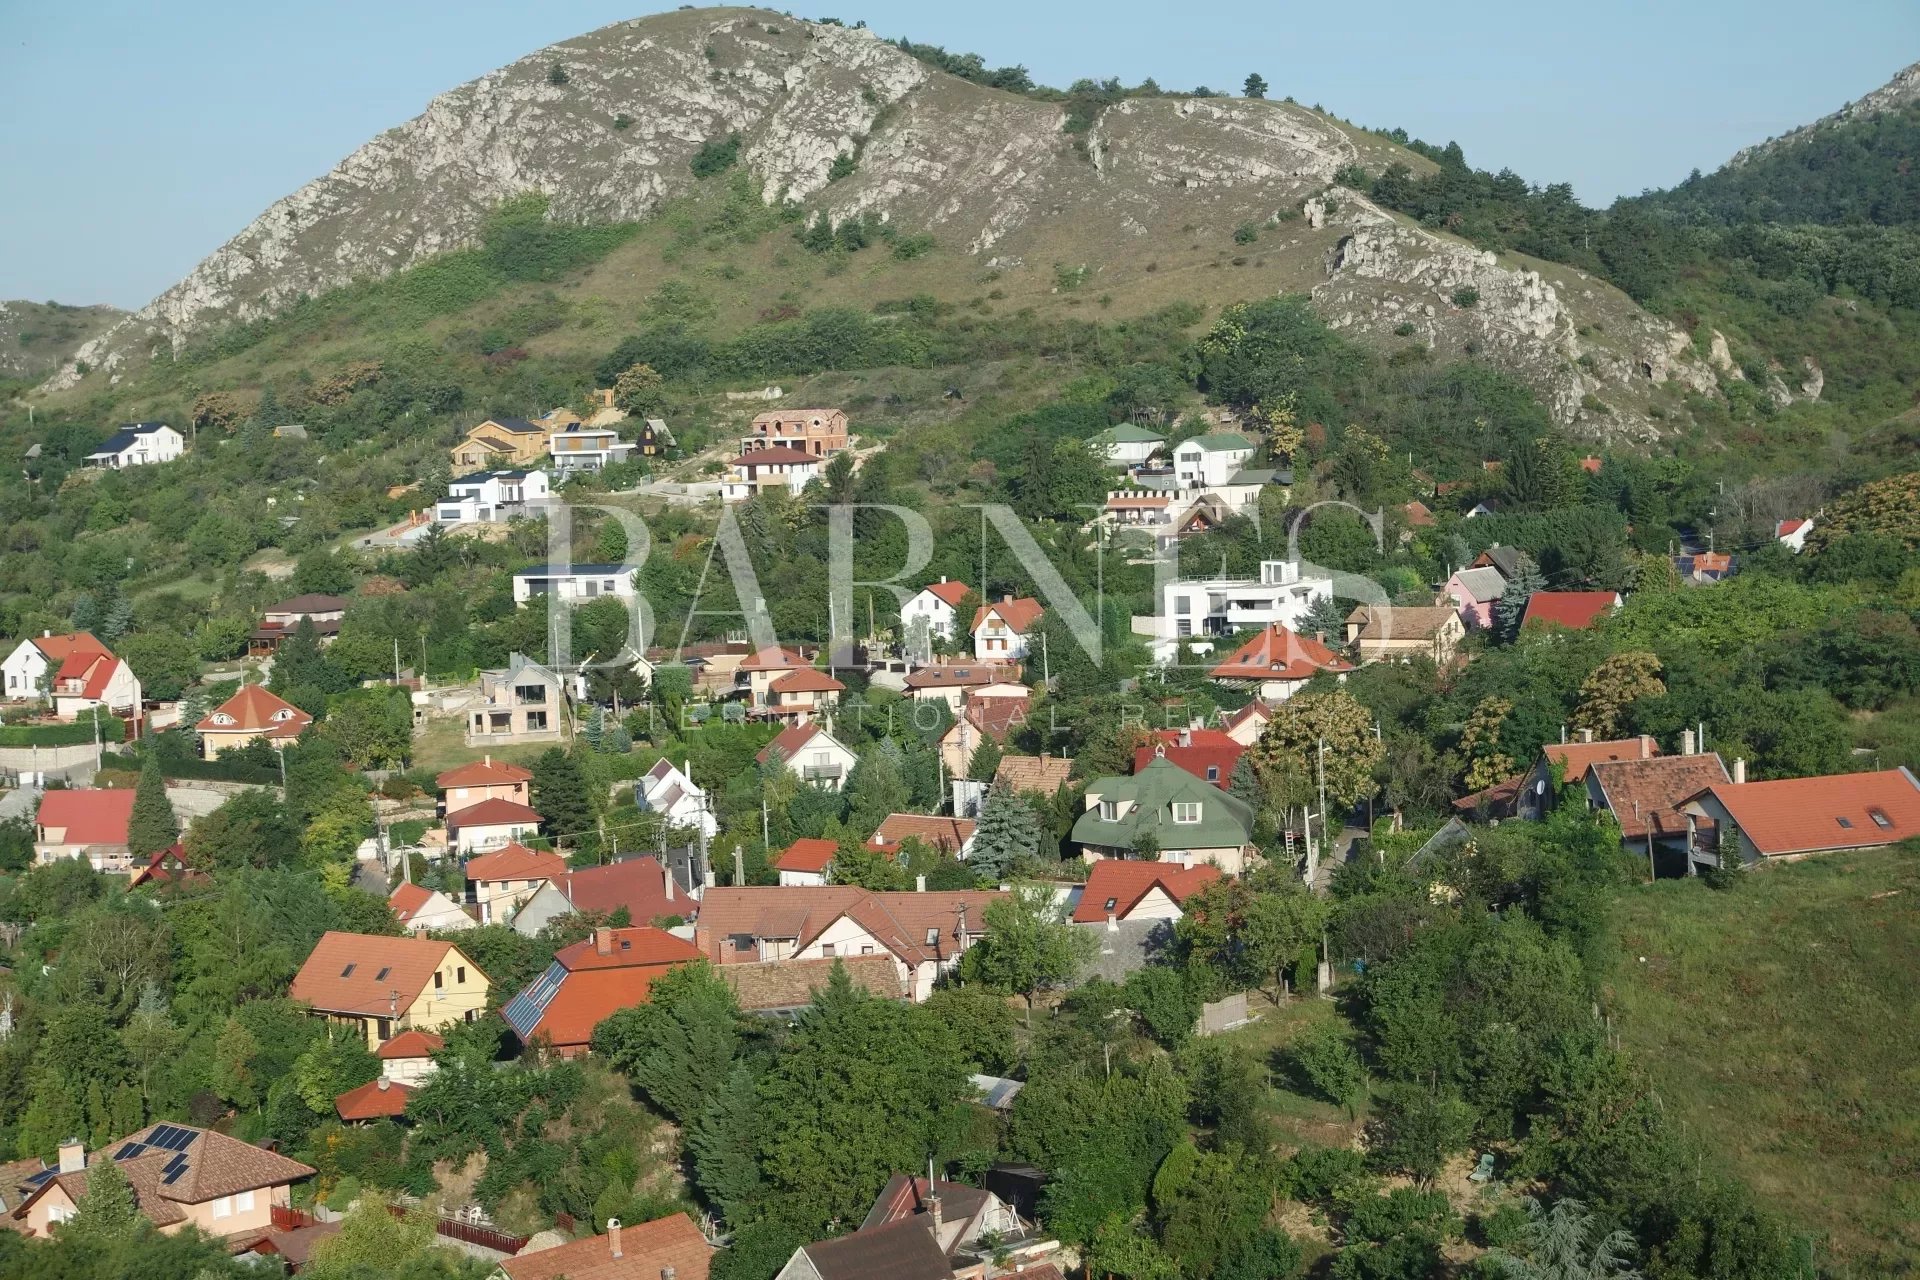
left=385, top=1199, right=529, bottom=1256
left=271, top=1202, right=322, bottom=1231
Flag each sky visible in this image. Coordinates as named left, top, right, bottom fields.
left=2, top=0, right=1914, bottom=308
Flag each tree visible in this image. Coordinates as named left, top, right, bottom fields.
left=532, top=748, right=597, bottom=851
left=61, top=1155, right=140, bottom=1245
left=1287, top=1022, right=1365, bottom=1118
left=269, top=616, right=348, bottom=717
left=304, top=1197, right=445, bottom=1280
left=118, top=630, right=201, bottom=701
left=1243, top=72, right=1269, bottom=99
left=184, top=790, right=298, bottom=872
left=1490, top=1197, right=1643, bottom=1280
left=612, top=362, right=667, bottom=416
left=596, top=518, right=629, bottom=565
left=319, top=687, right=412, bottom=769
left=960, top=883, right=1097, bottom=1022
left=1570, top=651, right=1664, bottom=739
left=1370, top=1085, right=1476, bottom=1188
left=1250, top=688, right=1385, bottom=812
left=592, top=962, right=743, bottom=1125
left=127, top=754, right=179, bottom=858
left=1298, top=593, right=1348, bottom=644
left=1460, top=695, right=1517, bottom=791
left=1494, top=559, right=1546, bottom=643
left=968, top=781, right=1042, bottom=880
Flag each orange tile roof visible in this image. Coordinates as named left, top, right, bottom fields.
left=1072, top=861, right=1221, bottom=923
left=435, top=758, right=534, bottom=789
left=1696, top=768, right=1920, bottom=857
left=545, top=857, right=684, bottom=922
left=1452, top=773, right=1524, bottom=816
left=500, top=1212, right=713, bottom=1280
left=757, top=722, right=829, bottom=763
left=1401, top=499, right=1435, bottom=527
left=52, top=651, right=125, bottom=699
left=28, top=631, right=109, bottom=663
left=694, top=887, right=1005, bottom=967
left=1209, top=624, right=1353, bottom=682
left=388, top=882, right=435, bottom=924
left=1134, top=729, right=1244, bottom=789
left=739, top=646, right=810, bottom=672
left=769, top=666, right=846, bottom=694
left=1541, top=737, right=1658, bottom=785
left=869, top=814, right=976, bottom=855
left=993, top=754, right=1073, bottom=796
left=1521, top=591, right=1619, bottom=631
left=334, top=1079, right=413, bottom=1121
left=35, top=789, right=135, bottom=846
left=904, top=661, right=1023, bottom=690
left=196, top=684, right=313, bottom=736
left=554, top=926, right=702, bottom=973
left=1589, top=754, right=1731, bottom=840
left=463, top=841, right=565, bottom=882
left=957, top=696, right=1030, bottom=741
left=445, top=799, right=544, bottom=832
left=290, top=932, right=482, bottom=1016
left=775, top=838, right=840, bottom=874
left=376, top=1030, right=444, bottom=1060
left=972, top=596, right=1045, bottom=635
left=921, top=579, right=971, bottom=607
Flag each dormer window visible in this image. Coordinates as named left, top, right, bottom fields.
left=1172, top=801, right=1202, bottom=824
left=272, top=709, right=294, bottom=721
left=1099, top=801, right=1119, bottom=822
left=213, top=713, right=234, bottom=725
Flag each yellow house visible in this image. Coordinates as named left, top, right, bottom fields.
left=195, top=684, right=313, bottom=759
left=290, top=931, right=490, bottom=1049
left=450, top=417, right=549, bottom=472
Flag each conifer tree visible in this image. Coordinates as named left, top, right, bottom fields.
left=127, top=753, right=179, bottom=858
left=969, top=780, right=1041, bottom=881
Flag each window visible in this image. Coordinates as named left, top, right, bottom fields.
left=1868, top=808, right=1893, bottom=829
left=340, top=964, right=356, bottom=978
left=456, top=966, right=467, bottom=983
left=1206, top=766, right=1220, bottom=782
left=821, top=943, right=836, bottom=958
left=1103, top=896, right=1118, bottom=911
left=434, top=971, right=444, bottom=990
left=213, top=1196, right=233, bottom=1220
left=1172, top=801, right=1202, bottom=824
left=47, top=1204, right=74, bottom=1224
left=861, top=945, right=875, bottom=955
left=465, top=1009, right=477, bottom=1023
left=1099, top=800, right=1119, bottom=822
left=925, top=928, right=939, bottom=946
left=1836, top=816, right=1854, bottom=829
left=374, top=967, right=390, bottom=982
left=235, top=1190, right=255, bottom=1214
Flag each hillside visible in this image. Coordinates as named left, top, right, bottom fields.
left=42, top=6, right=1711, bottom=438
left=0, top=300, right=123, bottom=380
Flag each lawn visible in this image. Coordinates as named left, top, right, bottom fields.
left=410, top=714, right=557, bottom=775
left=1606, top=845, right=1920, bottom=1274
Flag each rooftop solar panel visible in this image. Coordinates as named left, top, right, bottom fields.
left=114, top=1142, right=148, bottom=1160
left=161, top=1153, right=189, bottom=1186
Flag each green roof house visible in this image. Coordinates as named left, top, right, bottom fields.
left=1089, top=424, right=1167, bottom=468
left=1071, top=756, right=1257, bottom=874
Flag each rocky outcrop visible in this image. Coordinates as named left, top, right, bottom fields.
left=1729, top=60, right=1920, bottom=167
left=0, top=300, right=123, bottom=380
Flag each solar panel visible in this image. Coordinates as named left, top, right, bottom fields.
left=161, top=1153, right=189, bottom=1186
left=23, top=1169, right=54, bottom=1188
left=114, top=1142, right=148, bottom=1161
left=146, top=1124, right=195, bottom=1152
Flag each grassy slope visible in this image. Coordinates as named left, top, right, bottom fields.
left=1607, top=848, right=1920, bottom=1272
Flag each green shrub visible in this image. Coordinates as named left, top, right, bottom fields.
left=1394, top=322, right=1417, bottom=337
left=827, top=152, right=858, bottom=182
left=891, top=233, right=935, bottom=261
left=0, top=716, right=127, bottom=747
left=1452, top=287, right=1480, bottom=308
left=547, top=63, right=569, bottom=86
left=612, top=114, right=632, bottom=131
left=690, top=134, right=742, bottom=179
left=1233, top=223, right=1260, bottom=245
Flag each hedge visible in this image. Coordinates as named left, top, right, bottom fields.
left=0, top=717, right=125, bottom=748
left=100, top=749, right=281, bottom=786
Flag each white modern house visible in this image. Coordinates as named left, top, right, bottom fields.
left=637, top=758, right=718, bottom=840
left=85, top=422, right=185, bottom=469
left=1172, top=433, right=1256, bottom=489
left=547, top=422, right=634, bottom=476
left=1089, top=424, right=1166, bottom=468
left=1158, top=559, right=1335, bottom=641
left=756, top=722, right=860, bottom=793
left=435, top=469, right=551, bottom=525
left=511, top=563, right=640, bottom=606
left=900, top=578, right=971, bottom=649
left=719, top=447, right=822, bottom=503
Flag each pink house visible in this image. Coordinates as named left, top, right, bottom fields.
left=1444, top=566, right=1507, bottom=630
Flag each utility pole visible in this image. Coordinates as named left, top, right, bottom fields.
left=1041, top=631, right=1051, bottom=691
left=393, top=636, right=401, bottom=685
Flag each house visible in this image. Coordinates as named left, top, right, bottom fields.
left=33, top=789, right=137, bottom=872
left=288, top=931, right=489, bottom=1049
left=1675, top=551, right=1735, bottom=583
left=775, top=1217, right=953, bottom=1280
left=1157, top=560, right=1334, bottom=642
left=1071, top=860, right=1220, bottom=925
left=513, top=855, right=692, bottom=936
left=1172, top=433, right=1256, bottom=488
left=718, top=953, right=908, bottom=1014
left=436, top=756, right=534, bottom=812
left=904, top=661, right=1026, bottom=713
left=498, top=1212, right=714, bottom=1280
left=334, top=1078, right=414, bottom=1123
left=3, top=630, right=109, bottom=702
left=1400, top=499, right=1435, bottom=529
left=1132, top=726, right=1244, bottom=790
left=1344, top=605, right=1465, bottom=666
left=972, top=597, right=1044, bottom=662
left=511, top=564, right=639, bottom=606
left=462, top=840, right=564, bottom=918
left=376, top=1030, right=443, bottom=1086
left=1776, top=517, right=1815, bottom=553
left=390, top=882, right=473, bottom=934
left=993, top=754, right=1074, bottom=798
left=271, top=424, right=308, bottom=440
left=756, top=722, right=858, bottom=792
left=746, top=408, right=848, bottom=457
left=1514, top=734, right=1662, bottom=820
left=7, top=1126, right=312, bottom=1241
left=128, top=842, right=207, bottom=890
left=1089, top=423, right=1166, bottom=467
left=638, top=758, right=718, bottom=838
left=774, top=838, right=841, bottom=887
left=761, top=665, right=846, bottom=724
left=48, top=649, right=141, bottom=722
left=1586, top=751, right=1731, bottom=864
left=693, top=886, right=1005, bottom=1001
left=719, top=446, right=822, bottom=502
left=502, top=925, right=702, bottom=1056
left=1444, top=566, right=1508, bottom=630
left=1208, top=623, right=1353, bottom=703
left=467, top=655, right=566, bottom=745
left=1682, top=766, right=1920, bottom=867
left=1072, top=757, right=1257, bottom=873
left=869, top=814, right=977, bottom=859
left=938, top=697, right=1029, bottom=779
left=547, top=422, right=635, bottom=476
left=1522, top=591, right=1621, bottom=632
left=85, top=421, right=185, bottom=469
left=901, top=578, right=971, bottom=649
left=195, top=685, right=312, bottom=758
left=776, top=1173, right=1054, bottom=1280
left=247, top=593, right=347, bottom=657
left=637, top=417, right=677, bottom=457
left=435, top=469, right=551, bottom=526
left=1218, top=699, right=1271, bottom=748
left=450, top=417, right=549, bottom=471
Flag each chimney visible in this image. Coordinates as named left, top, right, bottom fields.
left=1106, top=910, right=1118, bottom=933
left=663, top=1270, right=676, bottom=1280
left=664, top=862, right=675, bottom=901
left=927, top=1192, right=943, bottom=1235
left=1733, top=757, right=1746, bottom=785
left=484, top=753, right=491, bottom=767
left=607, top=1218, right=622, bottom=1259
left=377, top=1078, right=391, bottom=1092
left=1639, top=734, right=1655, bottom=758
left=42, top=630, right=50, bottom=639
left=57, top=1139, right=84, bottom=1174
left=916, top=874, right=927, bottom=893
left=1579, top=728, right=1594, bottom=744
left=703, top=866, right=716, bottom=890
left=733, top=846, right=745, bottom=886
left=1681, top=728, right=1696, bottom=756
left=1178, top=728, right=1192, bottom=748
left=595, top=926, right=614, bottom=956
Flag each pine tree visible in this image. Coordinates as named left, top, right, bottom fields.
left=532, top=748, right=597, bottom=853
left=127, top=754, right=179, bottom=858
left=582, top=705, right=606, bottom=753
left=1243, top=72, right=1269, bottom=99
left=1493, top=559, right=1545, bottom=643
left=969, top=781, right=1042, bottom=881
left=64, top=1156, right=141, bottom=1243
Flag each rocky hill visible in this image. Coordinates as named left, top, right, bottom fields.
left=0, top=300, right=123, bottom=380
left=1729, top=59, right=1920, bottom=168
left=46, top=6, right=1712, bottom=436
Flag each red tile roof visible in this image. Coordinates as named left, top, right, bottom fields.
left=1696, top=768, right=1920, bottom=857
left=1588, top=754, right=1731, bottom=839
left=546, top=857, right=685, bottom=922
left=769, top=666, right=846, bottom=694
left=730, top=445, right=820, bottom=466
left=775, top=838, right=840, bottom=874
left=34, top=789, right=135, bottom=846
left=196, top=684, right=313, bottom=737
left=554, top=926, right=702, bottom=973
left=1579, top=455, right=1603, bottom=474
left=445, top=799, right=544, bottom=832
left=1401, top=499, right=1435, bottom=527
left=435, top=758, right=534, bottom=789
left=1452, top=773, right=1523, bottom=816
left=128, top=842, right=206, bottom=889
left=1208, top=624, right=1353, bottom=682
left=904, top=661, right=1023, bottom=690
left=1220, top=700, right=1270, bottom=733
left=1777, top=518, right=1811, bottom=536
left=922, top=579, right=971, bottom=607
left=1134, top=729, right=1245, bottom=790
left=971, top=597, right=1044, bottom=635
left=869, top=814, right=976, bottom=855
left=52, top=651, right=125, bottom=699
left=757, top=722, right=829, bottom=763
left=1072, top=861, right=1221, bottom=923
left=957, top=696, right=1030, bottom=741
left=290, top=932, right=482, bottom=1016
left=739, top=646, right=810, bottom=672
left=334, top=1078, right=413, bottom=1121
left=463, top=840, right=564, bottom=881
left=514, top=927, right=701, bottom=1048
left=1521, top=591, right=1619, bottom=631
left=500, top=1212, right=713, bottom=1280
left=1542, top=737, right=1658, bottom=785
left=28, top=631, right=109, bottom=663
left=376, top=1030, right=443, bottom=1060
left=389, top=882, right=435, bottom=924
